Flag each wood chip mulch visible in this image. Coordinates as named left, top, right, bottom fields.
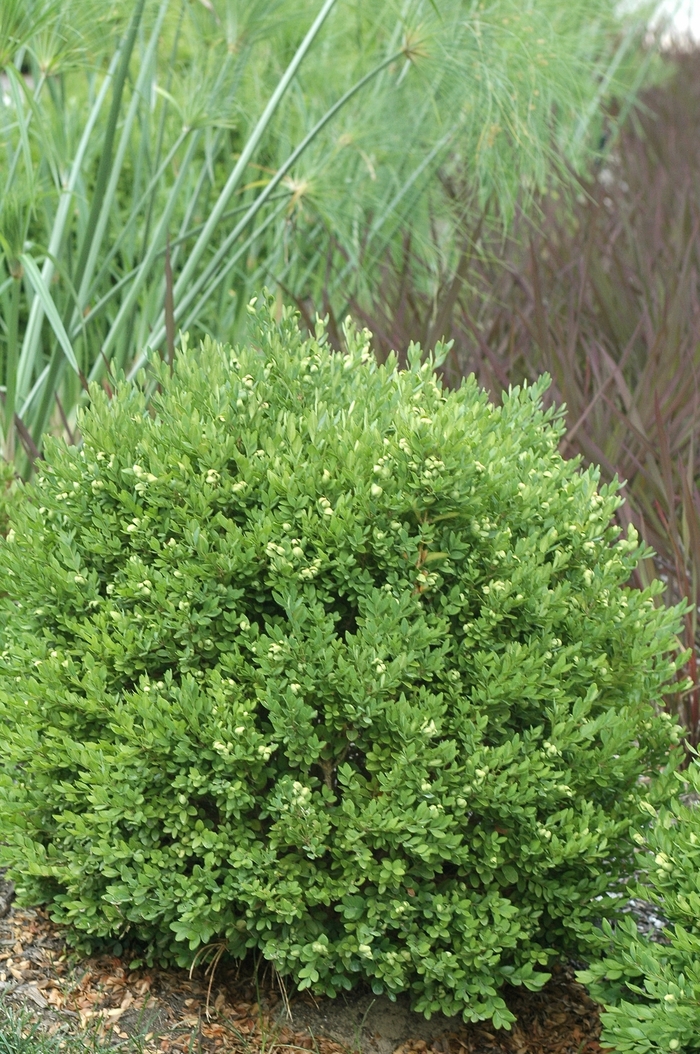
left=0, top=891, right=604, bottom=1054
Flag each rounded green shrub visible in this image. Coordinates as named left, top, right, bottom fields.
left=0, top=302, right=686, bottom=1028
left=579, top=762, right=700, bottom=1053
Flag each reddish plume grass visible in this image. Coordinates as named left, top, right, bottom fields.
left=330, top=50, right=700, bottom=744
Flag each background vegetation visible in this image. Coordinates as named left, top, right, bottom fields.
left=0, top=0, right=652, bottom=474
left=6, top=2, right=700, bottom=1049
left=342, top=49, right=700, bottom=746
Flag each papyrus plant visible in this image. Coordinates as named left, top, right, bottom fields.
left=0, top=0, right=656, bottom=475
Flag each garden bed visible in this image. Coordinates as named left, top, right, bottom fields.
left=0, top=873, right=605, bottom=1054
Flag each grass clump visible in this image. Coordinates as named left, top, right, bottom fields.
left=0, top=1004, right=56, bottom=1054
left=0, top=300, right=687, bottom=1029
left=0, top=1001, right=138, bottom=1054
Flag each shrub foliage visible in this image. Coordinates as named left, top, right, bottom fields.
left=579, top=761, right=700, bottom=1053
left=0, top=302, right=685, bottom=1027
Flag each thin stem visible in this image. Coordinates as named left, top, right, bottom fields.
left=16, top=49, right=119, bottom=403
left=168, top=0, right=341, bottom=306
left=129, top=46, right=403, bottom=372
left=4, top=275, right=20, bottom=464
left=28, top=0, right=149, bottom=459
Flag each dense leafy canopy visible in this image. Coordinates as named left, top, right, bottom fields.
left=580, top=760, right=700, bottom=1053
left=0, top=302, right=685, bottom=1027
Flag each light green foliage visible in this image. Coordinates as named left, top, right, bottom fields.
left=0, top=301, right=686, bottom=1028
left=579, top=762, right=700, bottom=1053
left=0, top=458, right=19, bottom=536
left=0, top=0, right=655, bottom=471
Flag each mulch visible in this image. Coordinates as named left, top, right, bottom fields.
left=0, top=884, right=605, bottom=1054
left=370, top=968, right=605, bottom=1054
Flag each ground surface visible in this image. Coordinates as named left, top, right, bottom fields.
left=0, top=872, right=608, bottom=1054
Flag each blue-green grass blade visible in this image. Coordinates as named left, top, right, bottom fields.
left=19, top=254, right=80, bottom=376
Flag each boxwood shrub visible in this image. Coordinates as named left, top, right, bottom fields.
left=0, top=301, right=686, bottom=1028
left=579, top=762, right=700, bottom=1053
